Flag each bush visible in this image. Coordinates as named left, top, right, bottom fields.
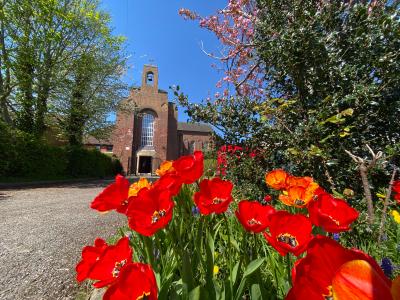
left=66, top=147, right=121, bottom=178
left=0, top=123, right=121, bottom=181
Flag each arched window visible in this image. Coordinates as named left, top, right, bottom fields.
left=141, top=113, right=154, bottom=146
left=146, top=72, right=154, bottom=86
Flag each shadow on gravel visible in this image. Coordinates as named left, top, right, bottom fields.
left=0, top=176, right=160, bottom=191
left=0, top=179, right=113, bottom=191
left=0, top=192, right=10, bottom=201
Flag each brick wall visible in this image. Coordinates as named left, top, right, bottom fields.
left=112, top=65, right=169, bottom=174
left=167, top=102, right=178, bottom=160
left=112, top=65, right=214, bottom=175
left=178, top=131, right=213, bottom=155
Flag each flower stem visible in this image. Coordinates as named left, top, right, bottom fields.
left=286, top=253, right=292, bottom=287
left=143, top=235, right=155, bottom=267
left=253, top=233, right=257, bottom=259
left=224, top=214, right=233, bottom=292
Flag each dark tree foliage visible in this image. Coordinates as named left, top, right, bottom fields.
left=178, top=1, right=400, bottom=198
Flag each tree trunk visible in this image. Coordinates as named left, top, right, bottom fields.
left=0, top=15, right=12, bottom=125
left=67, top=70, right=88, bottom=146
left=35, top=46, right=52, bottom=137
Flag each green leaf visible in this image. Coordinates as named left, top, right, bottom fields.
left=243, top=258, right=265, bottom=278
left=182, top=250, right=194, bottom=292
left=231, top=261, right=240, bottom=287
left=234, top=258, right=265, bottom=300
left=341, top=108, right=354, bottom=116
left=250, top=283, right=263, bottom=300
left=188, top=286, right=201, bottom=300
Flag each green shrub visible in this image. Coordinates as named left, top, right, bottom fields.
left=0, top=123, right=122, bottom=181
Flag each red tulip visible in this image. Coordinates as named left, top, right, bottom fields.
left=76, top=238, right=107, bottom=282
left=173, top=150, right=204, bottom=184
left=308, top=193, right=359, bottom=233
left=393, top=180, right=400, bottom=194
left=127, top=186, right=174, bottom=236
left=395, top=193, right=400, bottom=204
left=88, top=237, right=133, bottom=288
left=103, top=263, right=158, bottom=300
left=194, top=177, right=233, bottom=215
left=153, top=172, right=183, bottom=197
left=263, top=211, right=312, bottom=256
left=235, top=200, right=276, bottom=233
left=263, top=195, right=272, bottom=202
left=287, top=236, right=392, bottom=300
left=393, top=180, right=400, bottom=205
left=90, top=175, right=130, bottom=213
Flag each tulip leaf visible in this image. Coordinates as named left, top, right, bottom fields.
left=182, top=250, right=195, bottom=292
left=250, top=283, right=263, bottom=300
left=188, top=286, right=201, bottom=300
left=230, top=237, right=240, bottom=252
left=234, top=258, right=265, bottom=300
left=243, top=258, right=265, bottom=278
left=231, top=261, right=240, bottom=287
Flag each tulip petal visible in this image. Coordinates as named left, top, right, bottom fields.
left=392, top=275, right=400, bottom=300
left=332, top=259, right=392, bottom=300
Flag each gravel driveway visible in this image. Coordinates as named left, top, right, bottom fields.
left=0, top=181, right=126, bottom=300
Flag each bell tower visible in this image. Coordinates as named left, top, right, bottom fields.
left=141, top=65, right=159, bottom=91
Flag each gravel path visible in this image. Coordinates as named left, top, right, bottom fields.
left=0, top=181, right=126, bottom=300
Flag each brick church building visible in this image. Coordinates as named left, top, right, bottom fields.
left=108, top=65, right=213, bottom=175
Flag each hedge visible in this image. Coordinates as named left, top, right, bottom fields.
left=0, top=122, right=122, bottom=180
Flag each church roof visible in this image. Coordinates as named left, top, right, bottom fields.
left=83, top=135, right=113, bottom=145
left=177, top=122, right=213, bottom=133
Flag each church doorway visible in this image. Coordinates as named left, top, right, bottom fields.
left=138, top=156, right=152, bottom=174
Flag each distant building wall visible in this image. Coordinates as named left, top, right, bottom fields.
left=178, top=131, right=212, bottom=156
left=167, top=102, right=179, bottom=160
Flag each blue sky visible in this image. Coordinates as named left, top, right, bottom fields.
left=101, top=0, right=226, bottom=122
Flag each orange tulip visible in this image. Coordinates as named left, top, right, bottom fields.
left=392, top=276, right=400, bottom=300
left=279, top=181, right=319, bottom=208
left=286, top=175, right=314, bottom=188
left=156, top=160, right=175, bottom=176
left=287, top=236, right=396, bottom=300
left=128, top=178, right=152, bottom=198
left=332, top=260, right=393, bottom=300
left=265, top=169, right=289, bottom=190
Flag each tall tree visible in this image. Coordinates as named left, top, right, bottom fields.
left=0, top=0, right=127, bottom=139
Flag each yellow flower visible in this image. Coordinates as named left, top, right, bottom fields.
left=213, top=265, right=219, bottom=275
left=156, top=160, right=175, bottom=176
left=343, top=188, right=355, bottom=198
left=391, top=210, right=400, bottom=224
left=128, top=178, right=152, bottom=198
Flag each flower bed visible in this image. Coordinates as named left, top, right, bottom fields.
left=76, top=151, right=400, bottom=299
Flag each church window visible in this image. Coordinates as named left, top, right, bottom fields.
left=141, top=113, right=154, bottom=146
left=146, top=72, right=154, bottom=86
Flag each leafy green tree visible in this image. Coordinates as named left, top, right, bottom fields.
left=178, top=0, right=400, bottom=196
left=0, top=0, right=127, bottom=141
